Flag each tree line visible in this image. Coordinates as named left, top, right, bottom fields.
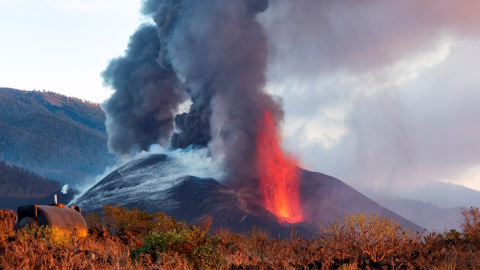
left=0, top=160, right=60, bottom=198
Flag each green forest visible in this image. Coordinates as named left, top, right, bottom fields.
left=0, top=88, right=114, bottom=186
left=0, top=160, right=60, bottom=198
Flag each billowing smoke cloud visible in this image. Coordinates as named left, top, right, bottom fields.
left=149, top=0, right=282, bottom=195
left=102, top=0, right=480, bottom=209
left=102, top=24, right=187, bottom=155
left=103, top=0, right=278, bottom=197
left=259, top=0, right=480, bottom=201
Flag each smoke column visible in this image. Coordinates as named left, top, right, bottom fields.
left=102, top=24, right=187, bottom=155
left=102, top=0, right=303, bottom=222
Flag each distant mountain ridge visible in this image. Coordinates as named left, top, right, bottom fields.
left=367, top=181, right=480, bottom=231
left=401, top=181, right=480, bottom=209
left=377, top=198, right=463, bottom=232
left=0, top=88, right=114, bottom=187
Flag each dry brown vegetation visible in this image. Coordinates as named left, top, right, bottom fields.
left=2, top=205, right=480, bottom=269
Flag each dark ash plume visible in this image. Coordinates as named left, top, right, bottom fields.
left=102, top=25, right=187, bottom=155
left=245, top=0, right=269, bottom=15
left=170, top=94, right=212, bottom=149
left=104, top=0, right=280, bottom=199
left=150, top=0, right=280, bottom=191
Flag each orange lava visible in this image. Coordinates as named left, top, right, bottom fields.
left=256, top=111, right=304, bottom=223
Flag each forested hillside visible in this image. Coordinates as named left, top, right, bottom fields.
left=0, top=161, right=60, bottom=198
left=0, top=88, right=114, bottom=187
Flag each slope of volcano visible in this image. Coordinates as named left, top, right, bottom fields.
left=72, top=153, right=423, bottom=235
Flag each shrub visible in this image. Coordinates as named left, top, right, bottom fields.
left=16, top=224, right=74, bottom=247
left=0, top=209, right=16, bottom=239
left=246, top=226, right=269, bottom=242
left=319, top=213, right=417, bottom=266
left=85, top=211, right=101, bottom=229
left=85, top=205, right=187, bottom=240
left=101, top=205, right=154, bottom=236
left=461, top=207, right=480, bottom=244
left=152, top=212, right=187, bottom=232
left=445, top=229, right=461, bottom=243
left=132, top=226, right=221, bottom=269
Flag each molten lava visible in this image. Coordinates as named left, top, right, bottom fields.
left=256, top=111, right=304, bottom=223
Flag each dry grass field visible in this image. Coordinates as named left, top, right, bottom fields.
left=2, top=205, right=480, bottom=269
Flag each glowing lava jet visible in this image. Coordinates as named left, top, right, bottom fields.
left=256, top=111, right=304, bottom=223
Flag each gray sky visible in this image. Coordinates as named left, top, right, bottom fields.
left=1, top=0, right=479, bottom=195
left=261, top=0, right=480, bottom=194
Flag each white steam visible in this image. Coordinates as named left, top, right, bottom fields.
left=69, top=147, right=226, bottom=210
left=69, top=146, right=225, bottom=206
left=61, top=184, right=69, bottom=194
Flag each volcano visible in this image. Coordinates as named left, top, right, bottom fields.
left=89, top=0, right=423, bottom=236
left=72, top=153, right=423, bottom=236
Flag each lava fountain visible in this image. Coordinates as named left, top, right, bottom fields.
left=256, top=111, right=304, bottom=223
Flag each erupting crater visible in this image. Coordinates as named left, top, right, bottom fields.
left=256, top=111, right=304, bottom=223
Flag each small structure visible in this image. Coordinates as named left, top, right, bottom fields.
left=16, top=195, right=88, bottom=237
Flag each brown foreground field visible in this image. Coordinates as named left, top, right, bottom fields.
left=1, top=205, right=480, bottom=269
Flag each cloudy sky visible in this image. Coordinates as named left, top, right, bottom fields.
left=1, top=0, right=479, bottom=196
left=261, top=0, right=480, bottom=196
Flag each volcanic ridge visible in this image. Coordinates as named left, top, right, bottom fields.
left=73, top=153, right=423, bottom=236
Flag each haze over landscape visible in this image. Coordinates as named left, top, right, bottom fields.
left=1, top=0, right=480, bottom=233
